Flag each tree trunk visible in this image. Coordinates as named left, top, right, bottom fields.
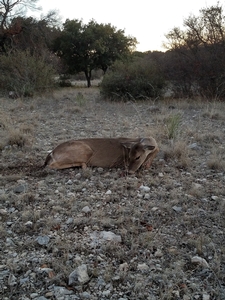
left=84, top=68, right=92, bottom=87
left=102, top=65, right=108, bottom=74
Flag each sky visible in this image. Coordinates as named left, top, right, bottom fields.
left=33, top=0, right=221, bottom=52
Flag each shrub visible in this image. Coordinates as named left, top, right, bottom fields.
left=0, top=50, right=57, bottom=97
left=100, top=58, right=165, bottom=100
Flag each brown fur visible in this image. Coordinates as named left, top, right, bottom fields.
left=44, top=137, right=159, bottom=173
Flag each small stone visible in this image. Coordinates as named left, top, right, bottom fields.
left=155, top=249, right=163, bottom=257
left=188, top=143, right=200, bottom=150
left=45, top=292, right=54, bottom=298
left=67, top=192, right=75, bottom=197
left=211, top=196, right=218, bottom=201
left=139, top=185, right=150, bottom=192
left=8, top=274, right=17, bottom=286
left=119, top=262, right=129, bottom=273
left=13, top=184, right=26, bottom=193
left=202, top=294, right=210, bottom=300
left=92, top=224, right=99, bottom=230
left=8, top=207, right=16, bottom=213
left=192, top=183, right=203, bottom=189
left=9, top=91, right=18, bottom=99
left=158, top=172, right=164, bottom=177
left=66, top=217, right=74, bottom=224
left=36, top=235, right=50, bottom=246
left=112, top=275, right=120, bottom=281
left=20, top=277, right=29, bottom=285
left=97, top=276, right=106, bottom=288
left=0, top=209, right=7, bottom=215
left=144, top=193, right=150, bottom=200
left=0, top=189, right=5, bottom=194
left=105, top=190, right=112, bottom=195
left=167, top=247, right=178, bottom=254
left=81, top=291, right=91, bottom=299
left=100, top=231, right=122, bottom=243
left=148, top=105, right=160, bottom=112
left=68, top=264, right=89, bottom=285
left=82, top=206, right=91, bottom=213
left=151, top=207, right=159, bottom=211
left=24, top=221, right=33, bottom=226
left=0, top=265, right=7, bottom=270
left=191, top=256, right=209, bottom=268
left=6, top=238, right=16, bottom=247
left=137, top=263, right=149, bottom=271
left=102, top=290, right=111, bottom=296
left=173, top=290, right=180, bottom=297
left=172, top=206, right=182, bottom=212
left=54, top=286, right=73, bottom=296
left=39, top=267, right=53, bottom=275
left=6, top=221, right=13, bottom=226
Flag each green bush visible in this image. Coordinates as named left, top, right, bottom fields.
left=100, top=58, right=165, bottom=100
left=0, top=50, right=57, bottom=97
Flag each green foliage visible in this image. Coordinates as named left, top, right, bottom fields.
left=53, top=19, right=137, bottom=87
left=0, top=50, right=56, bottom=97
left=100, top=57, right=165, bottom=100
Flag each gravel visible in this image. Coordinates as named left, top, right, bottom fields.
left=0, top=88, right=225, bottom=299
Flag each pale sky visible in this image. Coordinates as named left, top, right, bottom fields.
left=34, top=0, right=221, bottom=52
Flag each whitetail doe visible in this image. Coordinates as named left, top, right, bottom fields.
left=44, top=137, right=159, bottom=174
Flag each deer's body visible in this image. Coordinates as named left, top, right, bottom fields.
left=44, top=137, right=159, bottom=173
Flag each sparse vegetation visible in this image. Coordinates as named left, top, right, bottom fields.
left=207, top=150, right=225, bottom=171
left=0, top=50, right=57, bottom=97
left=0, top=87, right=225, bottom=299
left=7, top=130, right=28, bottom=147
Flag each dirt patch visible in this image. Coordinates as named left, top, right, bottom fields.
left=0, top=88, right=225, bottom=299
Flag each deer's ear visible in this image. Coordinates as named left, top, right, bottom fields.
left=143, top=145, right=155, bottom=151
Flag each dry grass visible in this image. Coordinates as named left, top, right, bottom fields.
left=207, top=149, right=225, bottom=171
left=166, top=113, right=182, bottom=140
left=7, top=129, right=28, bottom=147
left=163, top=140, right=190, bottom=169
left=0, top=89, right=225, bottom=299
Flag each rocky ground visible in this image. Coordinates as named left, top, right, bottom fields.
left=0, top=87, right=225, bottom=300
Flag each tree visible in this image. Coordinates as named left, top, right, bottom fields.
left=0, top=0, right=40, bottom=53
left=53, top=19, right=137, bottom=87
left=10, top=14, right=61, bottom=53
left=0, top=2, right=62, bottom=96
left=164, top=3, right=225, bottom=98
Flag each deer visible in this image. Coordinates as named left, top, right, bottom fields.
left=44, top=137, right=159, bottom=174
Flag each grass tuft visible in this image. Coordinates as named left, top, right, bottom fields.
left=7, top=130, right=28, bottom=147
left=166, top=113, right=182, bottom=140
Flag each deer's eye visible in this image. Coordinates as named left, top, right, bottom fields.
left=135, top=156, right=140, bottom=160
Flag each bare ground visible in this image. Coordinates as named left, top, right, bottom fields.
left=0, top=87, right=225, bottom=300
